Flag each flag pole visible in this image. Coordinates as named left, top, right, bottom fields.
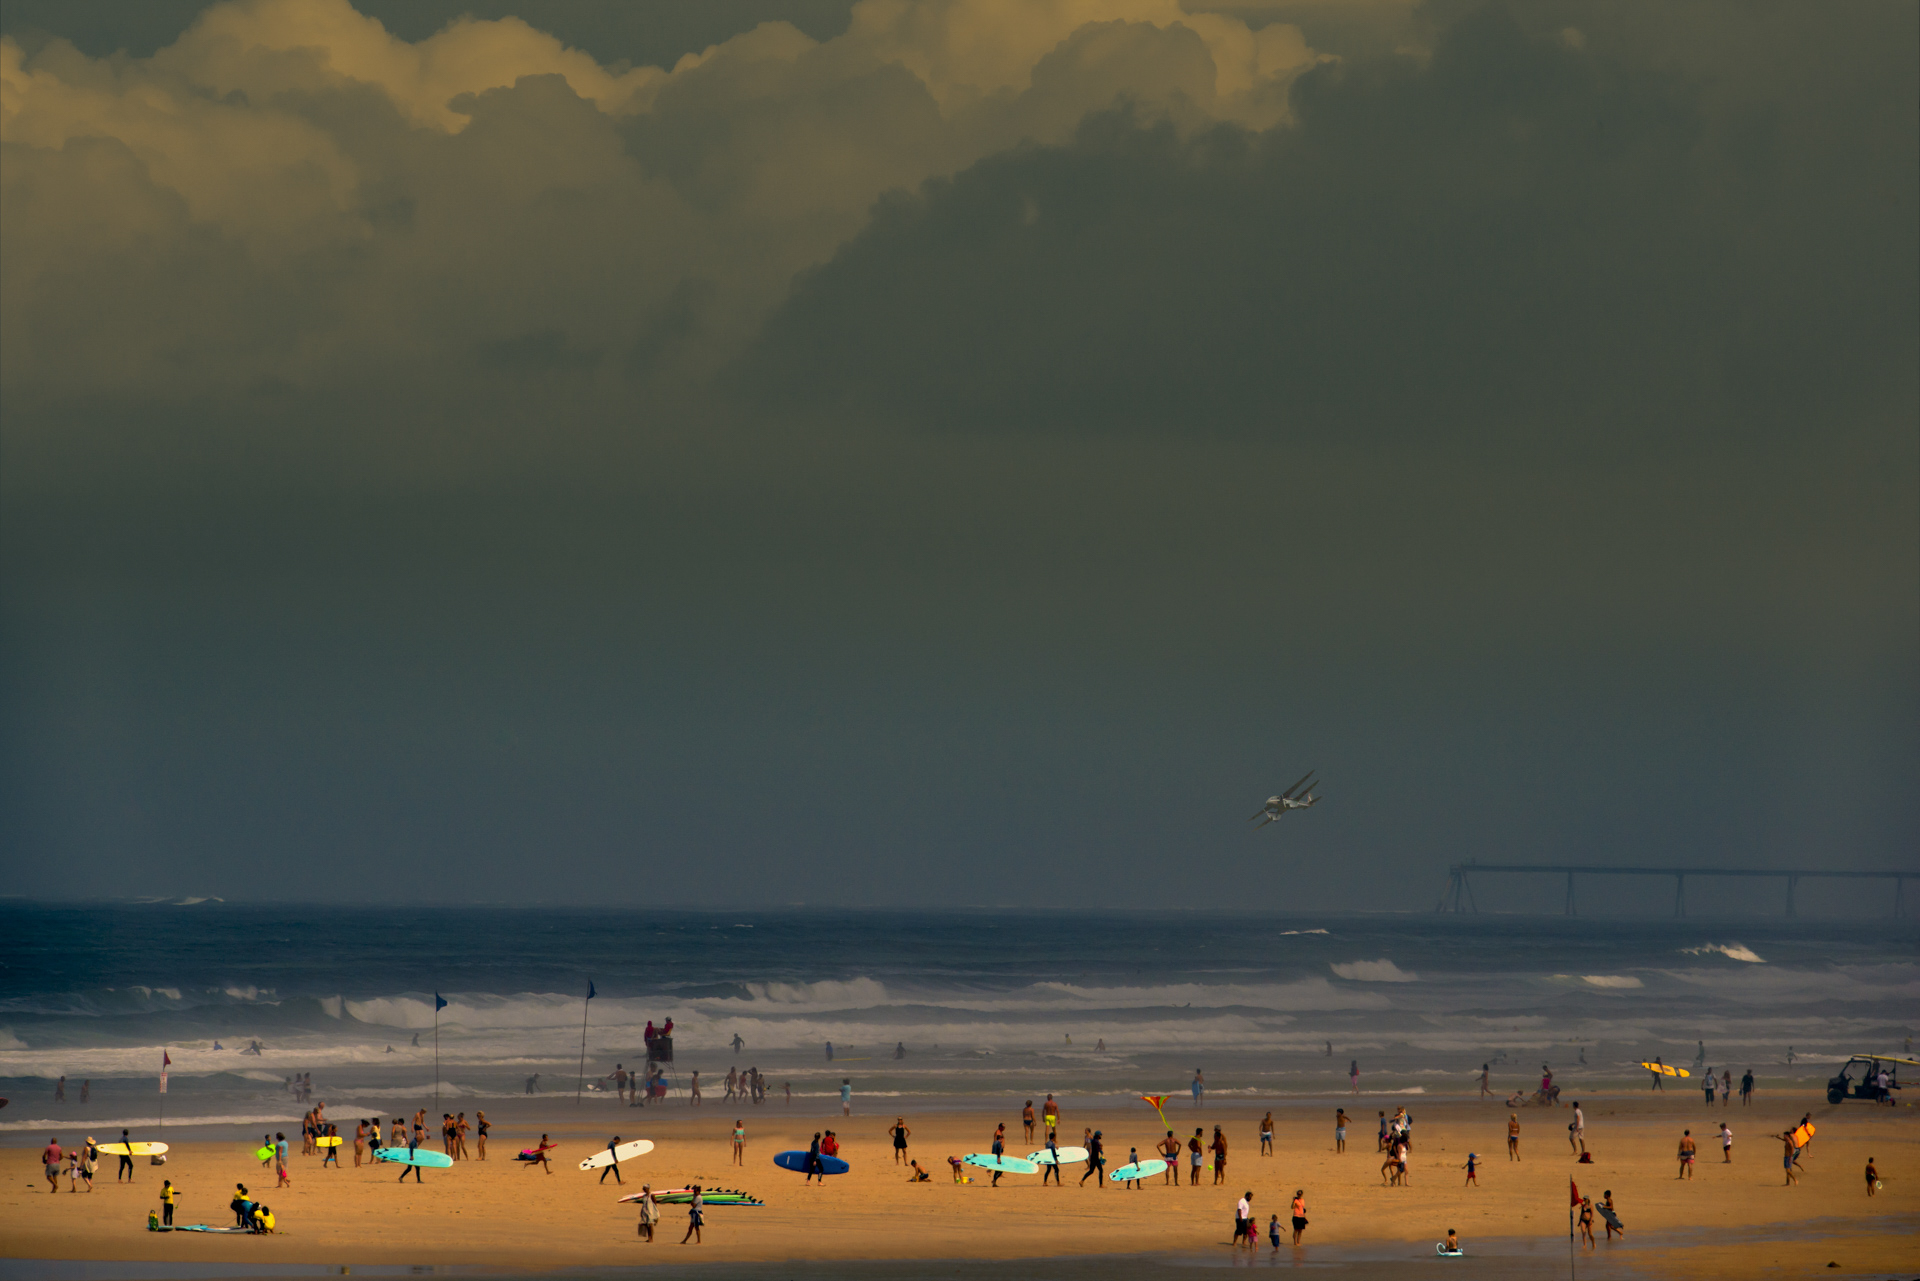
left=575, top=980, right=594, bottom=1105
left=435, top=998, right=440, bottom=1112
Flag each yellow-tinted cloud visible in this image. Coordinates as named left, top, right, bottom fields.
left=0, top=0, right=1319, bottom=403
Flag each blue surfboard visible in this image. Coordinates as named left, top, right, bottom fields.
left=962, top=1153, right=1039, bottom=1174
left=1109, top=1158, right=1168, bottom=1181
left=773, top=1149, right=849, bottom=1175
left=373, top=1146, right=454, bottom=1169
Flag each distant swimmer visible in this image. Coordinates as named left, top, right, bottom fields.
left=731, top=1033, right=745, bottom=1053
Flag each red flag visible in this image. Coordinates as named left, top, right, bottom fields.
left=163, top=1051, right=172, bottom=1067
left=1570, top=1178, right=1581, bottom=1206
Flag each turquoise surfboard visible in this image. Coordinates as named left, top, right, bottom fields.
left=1027, top=1146, right=1090, bottom=1165
left=962, top=1153, right=1039, bottom=1174
left=1109, top=1158, right=1168, bottom=1181
left=373, top=1146, right=453, bottom=1168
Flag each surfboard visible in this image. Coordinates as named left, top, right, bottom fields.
left=255, top=1147, right=274, bottom=1161
left=1109, top=1158, right=1168, bottom=1181
left=1597, top=1205, right=1624, bottom=1230
left=625, top=1188, right=764, bottom=1205
left=372, top=1147, right=453, bottom=1168
left=773, top=1150, right=850, bottom=1175
left=96, top=1142, right=169, bottom=1157
left=174, top=1225, right=250, bottom=1233
left=1638, top=1062, right=1691, bottom=1078
left=1436, top=1244, right=1464, bottom=1256
left=315, top=1136, right=342, bottom=1148
left=1026, top=1146, right=1091, bottom=1165
left=1790, top=1122, right=1815, bottom=1147
left=962, top=1153, right=1039, bottom=1175
left=578, top=1139, right=655, bottom=1170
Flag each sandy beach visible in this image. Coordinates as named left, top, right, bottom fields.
left=4, top=1090, right=1912, bottom=1276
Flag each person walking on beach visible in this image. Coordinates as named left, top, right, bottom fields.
left=1022, top=1101, right=1036, bottom=1142
left=680, top=1186, right=703, bottom=1244
left=1578, top=1196, right=1596, bottom=1248
left=1718, top=1121, right=1732, bottom=1162
left=476, top=1111, right=488, bottom=1160
left=600, top=1135, right=625, bottom=1185
left=1463, top=1152, right=1478, bottom=1185
left=80, top=1140, right=97, bottom=1191
left=1080, top=1131, right=1105, bottom=1187
left=1259, top=1112, right=1274, bottom=1156
left=1378, top=1111, right=1390, bottom=1152
left=1042, top=1130, right=1062, bottom=1185
left=117, top=1129, right=136, bottom=1183
left=525, top=1134, right=555, bottom=1173
left=1123, top=1145, right=1143, bottom=1190
left=1349, top=1060, right=1359, bottom=1094
left=1269, top=1213, right=1284, bottom=1251
left=42, top=1138, right=62, bottom=1192
left=1677, top=1130, right=1696, bottom=1179
left=1776, top=1131, right=1799, bottom=1185
left=1233, top=1191, right=1251, bottom=1248
left=806, top=1132, right=825, bottom=1182
left=396, top=1128, right=422, bottom=1184
left=637, top=1184, right=656, bottom=1241
left=1602, top=1190, right=1623, bottom=1239
left=1291, top=1189, right=1309, bottom=1245
left=1042, top=1095, right=1059, bottom=1132
left=1507, top=1113, right=1520, bottom=1160
left=988, top=1124, right=1009, bottom=1186
left=891, top=1118, right=910, bottom=1164
left=1740, top=1069, right=1753, bottom=1105
left=690, top=1071, right=701, bottom=1106
left=841, top=1078, right=852, bottom=1116
left=1192, top=1069, right=1205, bottom=1106
left=733, top=1120, right=746, bottom=1165
left=322, top=1124, right=340, bottom=1167
left=1569, top=1102, right=1585, bottom=1155
left=1721, top=1068, right=1732, bottom=1106
left=1650, top=1058, right=1665, bottom=1090
left=1209, top=1125, right=1228, bottom=1185
left=1479, top=1063, right=1492, bottom=1098
left=1335, top=1108, right=1349, bottom=1153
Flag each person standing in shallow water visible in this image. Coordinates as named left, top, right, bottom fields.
left=1191, top=1069, right=1205, bottom=1106
left=1349, top=1060, right=1359, bottom=1093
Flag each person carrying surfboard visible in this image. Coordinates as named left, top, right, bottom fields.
left=601, top=1136, right=625, bottom=1185
left=1079, top=1132, right=1105, bottom=1187
left=1041, top=1131, right=1061, bottom=1185
left=115, top=1130, right=136, bottom=1183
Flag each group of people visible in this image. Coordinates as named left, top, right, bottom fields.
left=1231, top=1188, right=1309, bottom=1250
left=50, top=1077, right=90, bottom=1103
left=724, top=1065, right=770, bottom=1104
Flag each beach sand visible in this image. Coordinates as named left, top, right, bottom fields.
left=3, top=1091, right=1912, bottom=1276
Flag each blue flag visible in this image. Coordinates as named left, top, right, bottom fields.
left=435, top=993, right=448, bottom=1011
left=587, top=980, right=596, bottom=1000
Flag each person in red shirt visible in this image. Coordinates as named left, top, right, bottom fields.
left=821, top=1131, right=840, bottom=1158
left=42, top=1138, right=63, bottom=1192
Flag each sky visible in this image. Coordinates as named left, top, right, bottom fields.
left=1, top=0, right=1914, bottom=909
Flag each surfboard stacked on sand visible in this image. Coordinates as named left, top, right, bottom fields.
left=622, top=1187, right=763, bottom=1206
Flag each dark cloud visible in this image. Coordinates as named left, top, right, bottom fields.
left=739, top=4, right=1917, bottom=447
left=0, top=1, right=1913, bottom=905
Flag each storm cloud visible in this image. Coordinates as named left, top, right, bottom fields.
left=1, top=1, right=1913, bottom=906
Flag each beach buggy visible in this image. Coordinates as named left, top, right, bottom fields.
left=1825, top=1054, right=1912, bottom=1105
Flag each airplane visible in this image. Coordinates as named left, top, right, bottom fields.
left=1251, top=772, right=1320, bottom=828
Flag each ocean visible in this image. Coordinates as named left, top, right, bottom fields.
left=1, top=903, right=1914, bottom=1140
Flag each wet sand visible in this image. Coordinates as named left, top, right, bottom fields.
left=3, top=1091, right=1912, bottom=1276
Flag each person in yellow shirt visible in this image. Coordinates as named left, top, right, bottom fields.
left=159, top=1179, right=177, bottom=1227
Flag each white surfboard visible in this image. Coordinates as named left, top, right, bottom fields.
left=1027, top=1145, right=1090, bottom=1165
left=962, top=1153, right=1039, bottom=1174
left=579, top=1139, right=655, bottom=1170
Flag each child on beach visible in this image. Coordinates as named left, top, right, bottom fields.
left=1268, top=1213, right=1282, bottom=1250
left=1124, top=1147, right=1142, bottom=1189
left=907, top=1160, right=930, bottom=1182
left=1719, top=1122, right=1732, bottom=1162
left=524, top=1134, right=555, bottom=1173
left=1864, top=1157, right=1878, bottom=1196
left=1463, top=1152, right=1477, bottom=1186
left=948, top=1155, right=966, bottom=1183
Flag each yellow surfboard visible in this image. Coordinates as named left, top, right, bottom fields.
left=1639, top=1061, right=1692, bottom=1078
left=315, top=1136, right=343, bottom=1147
left=96, top=1141, right=169, bottom=1156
